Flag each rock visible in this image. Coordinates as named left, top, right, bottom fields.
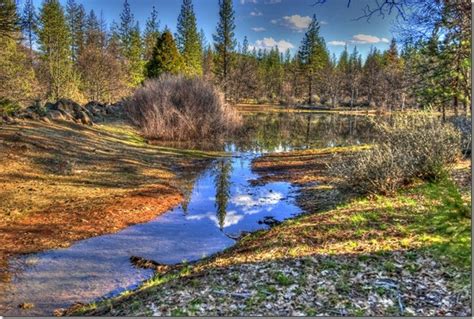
left=53, top=308, right=67, bottom=317
left=18, top=302, right=34, bottom=309
left=77, top=111, right=93, bottom=126
left=40, top=116, right=51, bottom=123
left=50, top=98, right=82, bottom=114
left=2, top=115, right=16, bottom=124
left=84, top=101, right=107, bottom=117
left=16, top=110, right=39, bottom=120
left=47, top=99, right=95, bottom=125
left=61, top=110, right=75, bottom=122
left=258, top=216, right=281, bottom=227
left=47, top=110, right=65, bottom=121
left=45, top=102, right=55, bottom=111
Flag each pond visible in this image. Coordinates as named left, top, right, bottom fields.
left=0, top=112, right=373, bottom=316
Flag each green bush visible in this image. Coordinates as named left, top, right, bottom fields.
left=0, top=98, right=20, bottom=116
left=331, top=114, right=462, bottom=195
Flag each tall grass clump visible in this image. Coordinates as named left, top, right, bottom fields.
left=331, top=114, right=462, bottom=195
left=125, top=74, right=242, bottom=140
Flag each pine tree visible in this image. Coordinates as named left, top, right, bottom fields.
left=108, top=21, right=121, bottom=57
left=362, top=47, right=384, bottom=107
left=21, top=0, right=37, bottom=54
left=143, top=6, right=160, bottom=61
left=199, top=28, right=207, bottom=51
left=297, top=14, right=330, bottom=104
left=202, top=44, right=214, bottom=82
left=348, top=46, right=362, bottom=108
left=337, top=45, right=349, bottom=73
left=145, top=30, right=183, bottom=78
left=119, top=0, right=134, bottom=54
left=242, top=36, right=249, bottom=55
left=66, top=0, right=86, bottom=61
left=0, top=0, right=18, bottom=39
left=38, top=0, right=81, bottom=101
left=128, top=22, right=145, bottom=86
left=176, top=0, right=202, bottom=76
left=213, top=0, right=236, bottom=97
left=380, top=39, right=402, bottom=110
left=85, top=9, right=104, bottom=47
left=118, top=0, right=144, bottom=87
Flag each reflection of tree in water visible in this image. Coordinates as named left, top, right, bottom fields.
left=234, top=113, right=374, bottom=151
left=213, top=159, right=232, bottom=230
left=178, top=162, right=214, bottom=215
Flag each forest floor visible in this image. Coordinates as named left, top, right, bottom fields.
left=72, top=147, right=471, bottom=317
left=0, top=119, right=220, bottom=271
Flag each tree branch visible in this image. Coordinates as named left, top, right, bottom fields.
left=312, top=0, right=407, bottom=21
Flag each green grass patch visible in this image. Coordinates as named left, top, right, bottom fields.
left=407, top=178, right=471, bottom=268
left=273, top=271, right=294, bottom=286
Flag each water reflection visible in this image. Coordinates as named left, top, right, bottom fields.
left=151, top=112, right=374, bottom=152
left=233, top=112, right=372, bottom=152
left=213, top=159, right=233, bottom=230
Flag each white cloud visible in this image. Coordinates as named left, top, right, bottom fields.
left=186, top=211, right=243, bottom=229
left=250, top=37, right=294, bottom=52
left=252, top=27, right=266, bottom=32
left=328, top=40, right=347, bottom=46
left=351, top=34, right=389, bottom=44
left=250, top=10, right=263, bottom=16
left=282, top=14, right=312, bottom=31
left=241, top=0, right=257, bottom=4
left=231, top=192, right=284, bottom=212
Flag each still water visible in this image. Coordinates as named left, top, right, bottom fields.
left=0, top=113, right=372, bottom=316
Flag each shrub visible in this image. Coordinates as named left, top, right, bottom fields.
left=330, top=114, right=462, bottom=195
left=125, top=74, right=242, bottom=141
left=0, top=98, right=20, bottom=116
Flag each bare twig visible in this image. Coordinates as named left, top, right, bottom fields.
left=312, top=0, right=407, bottom=21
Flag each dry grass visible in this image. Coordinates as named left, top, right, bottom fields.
left=125, top=75, right=242, bottom=141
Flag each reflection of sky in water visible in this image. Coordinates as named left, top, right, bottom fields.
left=0, top=155, right=300, bottom=316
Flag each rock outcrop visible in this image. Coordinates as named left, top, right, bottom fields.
left=7, top=99, right=124, bottom=126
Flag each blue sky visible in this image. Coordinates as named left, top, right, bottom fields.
left=27, top=0, right=397, bottom=58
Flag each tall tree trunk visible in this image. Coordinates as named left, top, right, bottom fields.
left=305, top=114, right=311, bottom=149
left=350, top=87, right=355, bottom=109
left=453, top=95, right=459, bottom=116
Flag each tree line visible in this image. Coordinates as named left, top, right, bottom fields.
left=0, top=0, right=471, bottom=116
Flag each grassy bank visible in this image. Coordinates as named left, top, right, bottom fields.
left=0, top=119, right=220, bottom=261
left=72, top=147, right=471, bottom=317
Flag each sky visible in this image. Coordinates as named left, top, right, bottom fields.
left=27, top=0, right=398, bottom=58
